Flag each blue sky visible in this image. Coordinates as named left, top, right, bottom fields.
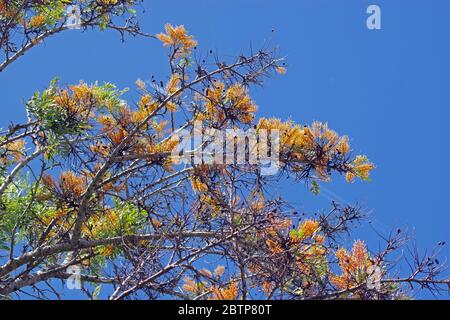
left=1, top=0, right=449, bottom=299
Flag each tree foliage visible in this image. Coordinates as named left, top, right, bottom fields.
left=0, top=4, right=449, bottom=300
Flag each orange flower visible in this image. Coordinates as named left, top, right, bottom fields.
left=336, top=247, right=354, bottom=273
left=165, top=73, right=181, bottom=95
left=29, top=15, right=45, bottom=28
left=211, top=282, right=239, bottom=300
left=138, top=95, right=152, bottom=108
left=266, top=239, right=284, bottom=254
left=166, top=101, right=177, bottom=112
left=153, top=120, right=168, bottom=133
left=42, top=174, right=57, bottom=190
left=352, top=240, right=368, bottom=267
left=335, top=136, right=350, bottom=154
left=59, top=171, right=86, bottom=197
left=355, top=163, right=375, bottom=180
left=329, top=274, right=348, bottom=290
left=225, top=83, right=257, bottom=124
left=299, top=219, right=320, bottom=238
left=262, top=281, right=274, bottom=297
left=214, top=265, right=225, bottom=277
left=202, top=82, right=226, bottom=123
left=100, top=245, right=115, bottom=257
left=135, top=78, right=146, bottom=90
left=109, top=128, right=128, bottom=145
left=156, top=23, right=197, bottom=55
left=345, top=171, right=356, bottom=183
left=3, top=139, right=25, bottom=162
left=182, top=277, right=200, bottom=293
left=275, top=66, right=287, bottom=74
left=98, top=115, right=116, bottom=132
left=331, top=240, right=376, bottom=291
left=190, top=176, right=208, bottom=192
left=199, top=269, right=212, bottom=278
left=314, top=234, right=325, bottom=244
left=352, top=155, right=375, bottom=181
left=131, top=109, right=148, bottom=124
left=90, top=142, right=111, bottom=157
left=0, top=1, right=7, bottom=15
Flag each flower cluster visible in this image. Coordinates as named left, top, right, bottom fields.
left=59, top=171, right=87, bottom=197
left=257, top=118, right=374, bottom=182
left=29, top=15, right=46, bottom=28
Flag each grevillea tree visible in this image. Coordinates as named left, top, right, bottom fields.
left=0, top=1, right=449, bottom=300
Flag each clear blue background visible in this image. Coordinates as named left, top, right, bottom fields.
left=1, top=0, right=449, bottom=299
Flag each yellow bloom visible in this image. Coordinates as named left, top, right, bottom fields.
left=331, top=240, right=376, bottom=291
left=71, top=82, right=93, bottom=103
left=336, top=247, right=354, bottom=273
left=329, top=274, right=348, bottom=290
left=266, top=239, right=284, bottom=254
left=211, top=282, right=239, bottom=300
left=345, top=171, right=356, bottom=183
left=98, top=115, right=116, bottom=132
left=131, top=109, right=148, bottom=124
left=199, top=269, right=212, bottom=278
left=166, top=101, right=177, bottom=112
left=138, top=95, right=159, bottom=115
left=190, top=176, right=208, bottom=192
left=153, top=120, right=168, bottom=133
left=336, top=136, right=350, bottom=154
left=350, top=155, right=375, bottom=181
left=355, top=163, right=374, bottom=180
left=53, top=90, right=73, bottom=108
left=299, top=219, right=320, bottom=238
left=100, top=245, right=115, bottom=257
left=59, top=171, right=86, bottom=197
left=90, top=142, right=111, bottom=157
left=199, top=194, right=221, bottom=217
left=225, top=83, right=257, bottom=124
left=314, top=234, right=325, bottom=244
left=42, top=174, right=57, bottom=190
left=182, top=277, right=200, bottom=293
left=109, top=128, right=128, bottom=146
left=352, top=240, right=367, bottom=267
left=98, top=0, right=118, bottom=5
left=214, top=265, right=225, bottom=277
left=135, top=78, right=146, bottom=90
